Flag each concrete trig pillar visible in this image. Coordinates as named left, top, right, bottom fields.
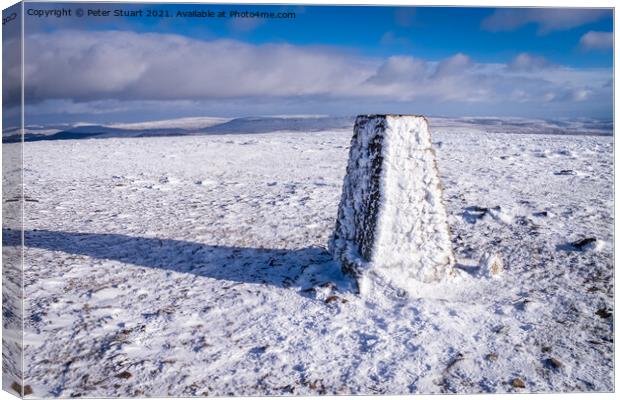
left=329, top=115, right=455, bottom=290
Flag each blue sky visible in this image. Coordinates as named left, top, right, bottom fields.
left=4, top=3, right=614, bottom=124
left=108, top=5, right=614, bottom=67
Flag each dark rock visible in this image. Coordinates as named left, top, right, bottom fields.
left=11, top=382, right=33, bottom=396
left=571, top=237, right=597, bottom=250
left=545, top=357, right=562, bottom=370
left=511, top=378, right=526, bottom=388
left=554, top=170, right=577, bottom=176
left=595, top=307, right=612, bottom=319
left=250, top=346, right=268, bottom=355
left=325, top=295, right=347, bottom=304
left=115, top=371, right=132, bottom=379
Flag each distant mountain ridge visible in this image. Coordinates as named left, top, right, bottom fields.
left=199, top=116, right=355, bottom=134
left=3, top=116, right=356, bottom=143
left=2, top=115, right=612, bottom=143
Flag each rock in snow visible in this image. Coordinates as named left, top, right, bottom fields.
left=478, top=252, right=504, bottom=278
left=329, top=115, right=455, bottom=290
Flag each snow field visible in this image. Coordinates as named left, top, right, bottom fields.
left=4, top=125, right=613, bottom=396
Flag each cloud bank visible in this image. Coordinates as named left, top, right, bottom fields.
left=481, top=8, right=610, bottom=34
left=4, top=30, right=612, bottom=120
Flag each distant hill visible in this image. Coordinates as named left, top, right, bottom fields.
left=3, top=115, right=356, bottom=143
left=2, top=115, right=612, bottom=143
left=200, top=116, right=355, bottom=134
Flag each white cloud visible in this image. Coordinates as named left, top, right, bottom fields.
left=18, top=30, right=377, bottom=103
left=580, top=31, right=613, bottom=51
left=7, top=29, right=611, bottom=119
left=482, top=9, right=610, bottom=34
left=571, top=88, right=592, bottom=101
left=365, top=56, right=428, bottom=85
left=434, top=53, right=473, bottom=77
left=507, top=53, right=552, bottom=71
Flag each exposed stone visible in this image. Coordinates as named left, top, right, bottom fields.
left=116, top=371, right=132, bottom=379
left=11, top=382, right=33, bottom=396
left=545, top=357, right=562, bottom=370
left=571, top=237, right=597, bottom=251
left=595, top=307, right=612, bottom=319
left=479, top=252, right=504, bottom=278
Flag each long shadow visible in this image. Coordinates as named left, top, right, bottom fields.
left=3, top=228, right=351, bottom=293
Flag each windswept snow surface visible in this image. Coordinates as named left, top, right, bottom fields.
left=8, top=123, right=613, bottom=396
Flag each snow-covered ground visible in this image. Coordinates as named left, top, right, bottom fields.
left=107, top=117, right=231, bottom=131
left=5, top=121, right=613, bottom=396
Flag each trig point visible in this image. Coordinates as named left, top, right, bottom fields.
left=329, top=115, right=455, bottom=289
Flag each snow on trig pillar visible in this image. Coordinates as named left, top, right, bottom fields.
left=329, top=115, right=455, bottom=290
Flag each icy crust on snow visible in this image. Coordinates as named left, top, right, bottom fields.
left=330, top=115, right=455, bottom=288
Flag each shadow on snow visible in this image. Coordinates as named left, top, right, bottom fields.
left=3, top=228, right=353, bottom=294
